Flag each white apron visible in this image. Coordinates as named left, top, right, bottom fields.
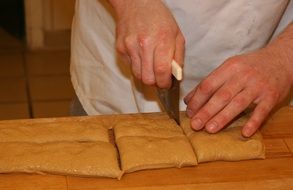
left=70, top=0, right=291, bottom=115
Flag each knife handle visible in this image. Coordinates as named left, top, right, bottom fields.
left=171, top=60, right=183, bottom=81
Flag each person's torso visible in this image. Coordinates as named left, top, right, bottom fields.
left=71, top=0, right=290, bottom=115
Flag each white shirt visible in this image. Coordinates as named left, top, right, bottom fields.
left=70, top=0, right=292, bottom=115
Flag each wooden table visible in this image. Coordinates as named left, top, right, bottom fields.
left=0, top=106, right=293, bottom=190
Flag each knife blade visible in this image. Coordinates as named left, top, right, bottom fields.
left=157, top=60, right=182, bottom=125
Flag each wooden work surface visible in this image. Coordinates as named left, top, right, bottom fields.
left=0, top=106, right=293, bottom=190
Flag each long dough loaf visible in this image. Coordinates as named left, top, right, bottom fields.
left=0, top=141, right=122, bottom=179
left=0, top=122, right=109, bottom=143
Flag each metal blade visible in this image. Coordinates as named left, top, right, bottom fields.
left=157, top=76, right=180, bottom=125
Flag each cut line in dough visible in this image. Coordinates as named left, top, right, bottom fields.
left=117, top=136, right=197, bottom=173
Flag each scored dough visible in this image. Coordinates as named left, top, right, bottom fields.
left=114, top=116, right=197, bottom=173
left=114, top=118, right=184, bottom=139
left=0, top=141, right=122, bottom=179
left=117, top=136, right=197, bottom=173
left=180, top=114, right=265, bottom=163
left=0, top=121, right=109, bottom=143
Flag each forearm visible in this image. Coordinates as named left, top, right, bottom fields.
left=266, top=22, right=293, bottom=86
left=108, top=0, right=157, bottom=17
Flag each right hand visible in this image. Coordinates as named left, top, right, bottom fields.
left=111, top=0, right=185, bottom=88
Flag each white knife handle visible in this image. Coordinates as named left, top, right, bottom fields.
left=171, top=60, right=183, bottom=81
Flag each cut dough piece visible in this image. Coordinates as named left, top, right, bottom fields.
left=0, top=122, right=109, bottom=143
left=114, top=118, right=183, bottom=139
left=189, top=127, right=265, bottom=163
left=0, top=141, right=122, bottom=179
left=180, top=114, right=265, bottom=163
left=117, top=136, right=197, bottom=173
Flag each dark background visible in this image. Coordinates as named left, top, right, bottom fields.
left=0, top=0, right=25, bottom=40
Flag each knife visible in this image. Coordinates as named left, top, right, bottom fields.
left=157, top=60, right=182, bottom=125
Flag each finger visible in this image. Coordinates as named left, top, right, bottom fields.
left=186, top=77, right=224, bottom=118
left=242, top=98, right=275, bottom=137
left=185, top=57, right=243, bottom=118
left=203, top=87, right=258, bottom=133
left=184, top=88, right=196, bottom=105
left=116, top=37, right=130, bottom=64
left=139, top=37, right=156, bottom=85
left=153, top=40, right=174, bottom=88
left=190, top=78, right=245, bottom=130
left=174, top=33, right=185, bottom=67
left=124, top=36, right=143, bottom=80
left=129, top=53, right=142, bottom=80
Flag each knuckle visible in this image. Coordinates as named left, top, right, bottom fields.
left=138, top=35, right=152, bottom=48
left=181, top=36, right=186, bottom=45
left=155, top=63, right=170, bottom=75
left=268, top=90, right=280, bottom=103
left=142, top=75, right=155, bottom=86
left=217, top=90, right=233, bottom=103
left=198, top=108, right=211, bottom=120
left=124, top=36, right=136, bottom=50
left=248, top=117, right=261, bottom=127
left=157, top=81, right=170, bottom=89
left=225, top=56, right=242, bottom=65
left=232, top=96, right=248, bottom=107
left=186, top=99, right=198, bottom=111
left=219, top=114, right=230, bottom=125
left=258, top=105, right=271, bottom=116
left=224, top=57, right=247, bottom=72
left=157, top=29, right=170, bottom=40
left=132, top=71, right=141, bottom=80
left=177, top=34, right=186, bottom=45
left=198, top=80, right=214, bottom=95
left=116, top=42, right=126, bottom=54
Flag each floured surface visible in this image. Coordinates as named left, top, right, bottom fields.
left=0, top=141, right=122, bottom=179
left=0, top=121, right=109, bottom=143
left=117, top=136, right=197, bottom=173
left=181, top=114, right=265, bottom=163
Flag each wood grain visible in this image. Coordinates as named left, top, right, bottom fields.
left=0, top=106, right=292, bottom=190
left=0, top=174, right=67, bottom=190
left=285, top=138, right=293, bottom=153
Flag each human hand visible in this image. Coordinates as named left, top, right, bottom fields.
left=184, top=48, right=292, bottom=137
left=111, top=0, right=185, bottom=88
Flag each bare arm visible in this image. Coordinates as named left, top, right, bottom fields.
left=267, top=22, right=293, bottom=85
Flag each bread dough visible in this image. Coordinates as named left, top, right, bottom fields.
left=114, top=118, right=184, bottom=139
left=0, top=141, right=122, bottom=179
left=0, top=121, right=109, bottom=143
left=117, top=136, right=197, bottom=173
left=180, top=114, right=265, bottom=163
left=114, top=117, right=197, bottom=173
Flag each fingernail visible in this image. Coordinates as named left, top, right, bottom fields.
left=183, top=98, right=187, bottom=105
left=206, top=122, right=218, bottom=133
left=191, top=118, right=203, bottom=130
left=186, top=109, right=194, bottom=118
left=183, top=96, right=189, bottom=105
left=243, top=127, right=254, bottom=137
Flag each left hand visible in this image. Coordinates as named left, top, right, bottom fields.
left=184, top=48, right=292, bottom=137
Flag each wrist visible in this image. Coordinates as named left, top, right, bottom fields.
left=108, top=0, right=146, bottom=18
left=266, top=23, right=293, bottom=86
left=265, top=44, right=293, bottom=86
